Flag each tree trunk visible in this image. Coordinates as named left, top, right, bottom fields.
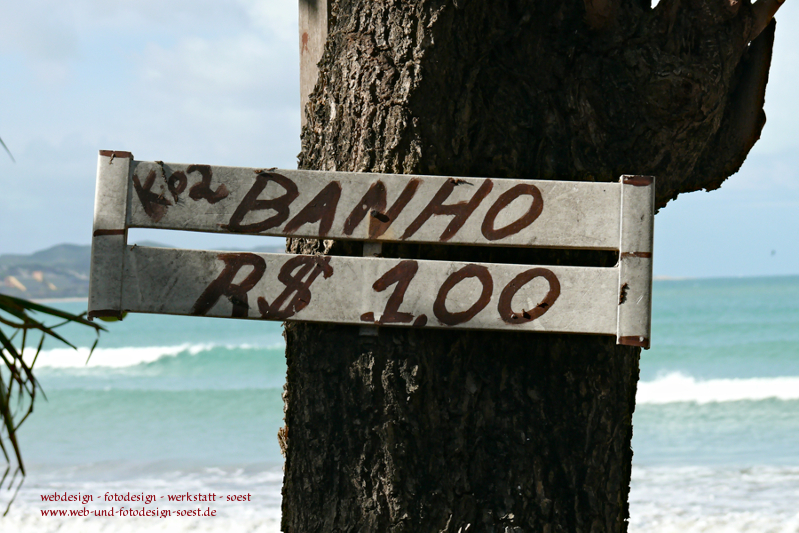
left=282, top=1, right=775, bottom=531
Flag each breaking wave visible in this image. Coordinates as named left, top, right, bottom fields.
left=637, top=372, right=799, bottom=404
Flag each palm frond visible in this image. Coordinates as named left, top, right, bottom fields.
left=0, top=294, right=104, bottom=512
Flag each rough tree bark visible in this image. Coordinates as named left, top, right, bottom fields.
left=282, top=1, right=778, bottom=531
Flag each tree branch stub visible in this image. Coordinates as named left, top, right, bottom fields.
left=751, top=0, right=786, bottom=41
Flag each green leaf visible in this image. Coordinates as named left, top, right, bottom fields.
left=0, top=292, right=104, bottom=502
left=0, top=295, right=104, bottom=331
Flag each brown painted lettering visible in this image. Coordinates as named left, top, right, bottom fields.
left=343, top=179, right=421, bottom=239
left=187, top=164, right=229, bottom=204
left=258, top=255, right=333, bottom=320
left=223, top=172, right=299, bottom=233
left=132, top=169, right=171, bottom=222
left=361, top=260, right=419, bottom=325
left=191, top=253, right=266, bottom=317
left=481, top=184, right=544, bottom=241
left=433, top=264, right=493, bottom=326
left=167, top=170, right=187, bottom=202
left=402, top=178, right=493, bottom=242
left=284, top=182, right=342, bottom=236
left=498, top=268, right=560, bottom=324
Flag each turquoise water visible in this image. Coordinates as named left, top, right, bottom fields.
left=5, top=276, right=799, bottom=531
left=633, top=276, right=799, bottom=531
left=642, top=276, right=799, bottom=380
left=634, top=276, right=799, bottom=470
left=17, top=316, right=288, bottom=470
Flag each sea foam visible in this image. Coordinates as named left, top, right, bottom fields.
left=629, top=465, right=799, bottom=532
left=23, top=342, right=285, bottom=370
left=24, top=344, right=216, bottom=369
left=637, top=372, right=799, bottom=404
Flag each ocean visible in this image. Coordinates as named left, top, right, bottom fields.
left=3, top=275, right=798, bottom=532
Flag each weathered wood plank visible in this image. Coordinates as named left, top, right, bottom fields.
left=89, top=151, right=655, bottom=344
left=88, top=151, right=133, bottom=319
left=96, top=246, right=621, bottom=336
left=126, top=160, right=622, bottom=250
left=299, top=0, right=330, bottom=127
left=616, top=175, right=655, bottom=348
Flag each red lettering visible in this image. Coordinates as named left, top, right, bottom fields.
left=187, top=164, right=229, bottom=204
left=402, top=178, right=493, bottom=242
left=361, top=260, right=419, bottom=325
left=191, top=253, right=266, bottom=317
left=223, top=172, right=299, bottom=233
left=167, top=170, right=187, bottom=201
left=343, top=179, right=421, bottom=238
left=132, top=169, right=171, bottom=222
left=258, top=256, right=333, bottom=320
left=498, top=268, right=560, bottom=324
left=284, top=181, right=342, bottom=236
left=481, top=184, right=544, bottom=240
left=433, top=264, right=493, bottom=326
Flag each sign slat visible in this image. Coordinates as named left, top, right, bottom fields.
left=616, top=176, right=655, bottom=347
left=88, top=151, right=132, bottom=319
left=111, top=246, right=619, bottom=336
left=126, top=161, right=622, bottom=250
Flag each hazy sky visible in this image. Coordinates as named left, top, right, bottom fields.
left=0, top=1, right=796, bottom=278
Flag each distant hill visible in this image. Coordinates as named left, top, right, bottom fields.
left=0, top=244, right=92, bottom=299
left=0, top=241, right=285, bottom=300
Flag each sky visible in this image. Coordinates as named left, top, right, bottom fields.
left=0, top=0, right=796, bottom=279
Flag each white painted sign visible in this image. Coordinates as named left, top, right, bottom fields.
left=127, top=160, right=622, bottom=249
left=89, top=151, right=655, bottom=347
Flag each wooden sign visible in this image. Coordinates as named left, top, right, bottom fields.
left=88, top=151, right=655, bottom=347
left=126, top=160, right=622, bottom=249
